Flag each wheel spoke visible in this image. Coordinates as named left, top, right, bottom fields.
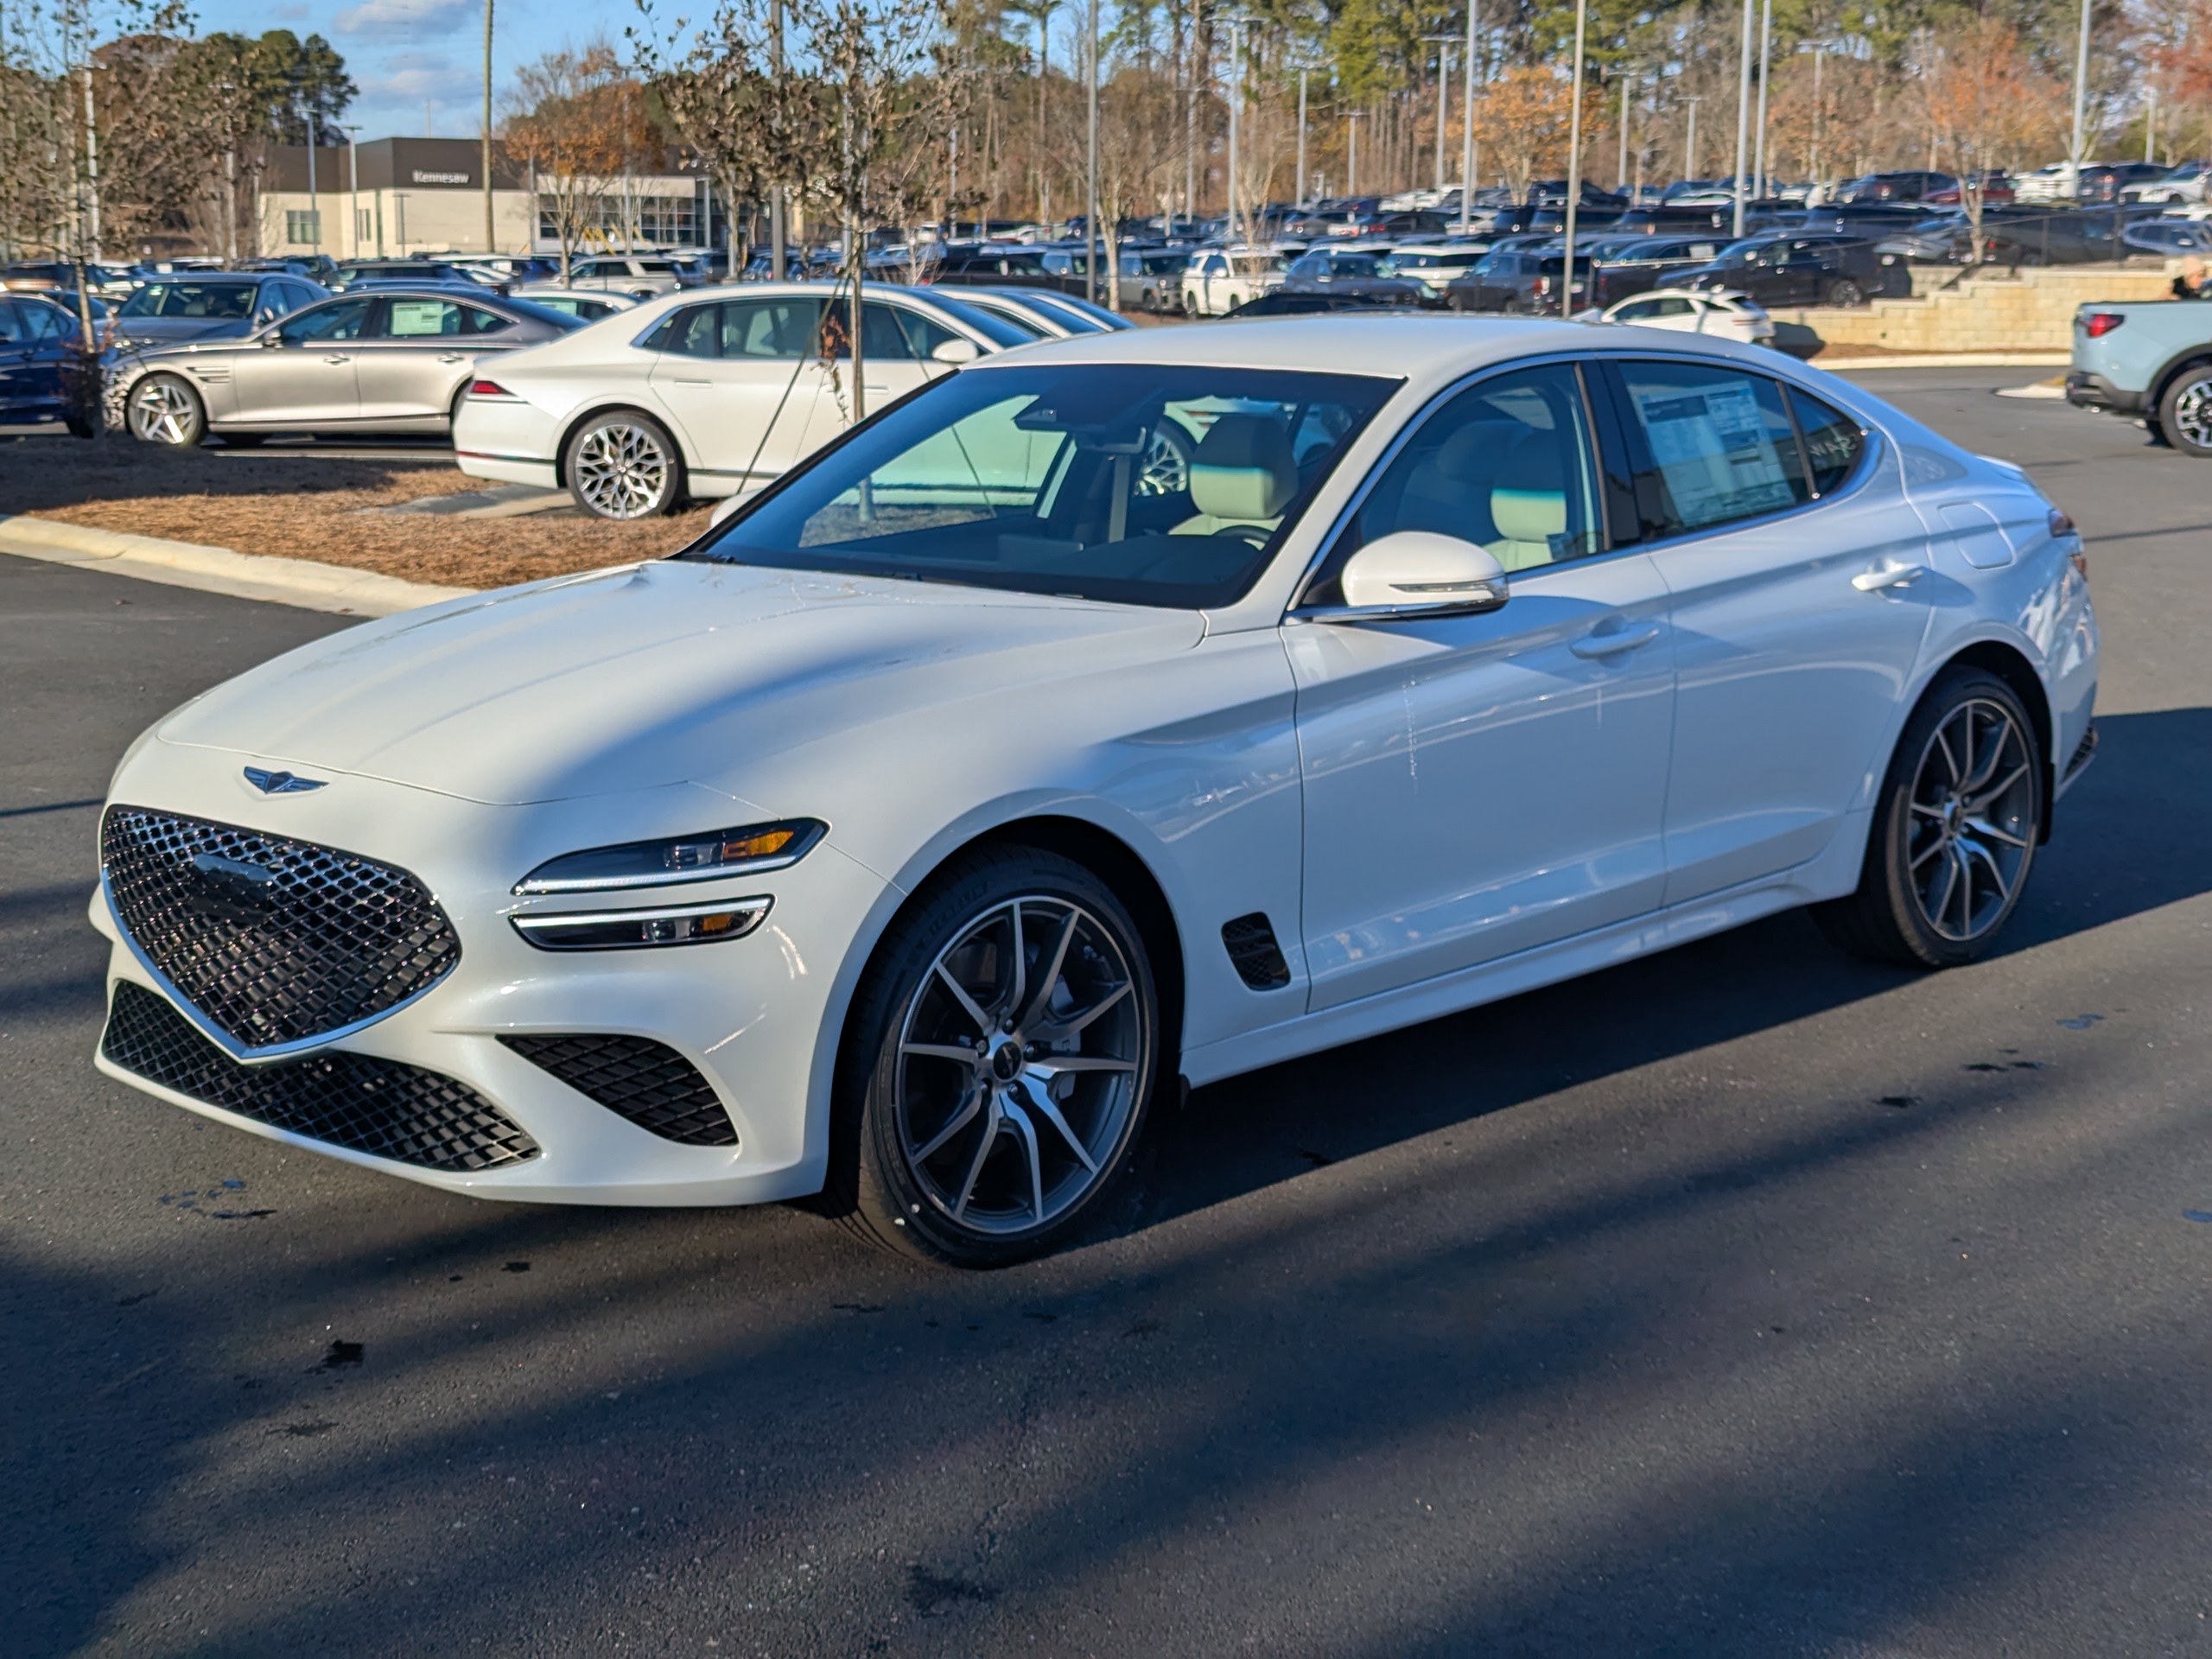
left=1016, top=909, right=1078, bottom=1031
left=1036, top=979, right=1130, bottom=1039
left=1910, top=834, right=1949, bottom=869
left=1948, top=844, right=1975, bottom=934
left=901, top=1041, right=981, bottom=1066
left=1965, top=816, right=2029, bottom=849
left=1931, top=723, right=1962, bottom=788
left=1969, top=762, right=2031, bottom=812
left=1002, top=901, right=1027, bottom=1026
left=1016, top=1078, right=1100, bottom=1173
left=911, top=1077, right=985, bottom=1163
left=1025, top=1056, right=1136, bottom=1076
left=1927, top=846, right=1960, bottom=932
left=1962, top=836, right=2012, bottom=906
left=1962, top=713, right=2013, bottom=793
left=933, top=960, right=995, bottom=1039
left=950, top=1096, right=1001, bottom=1221
left=1000, top=1096, right=1047, bottom=1224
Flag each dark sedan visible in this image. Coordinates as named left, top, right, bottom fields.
left=1280, top=248, right=1431, bottom=306
left=1446, top=248, right=1591, bottom=315
left=1583, top=234, right=1732, bottom=308
left=110, top=288, right=578, bottom=446
left=1672, top=234, right=1901, bottom=307
left=0, top=292, right=95, bottom=435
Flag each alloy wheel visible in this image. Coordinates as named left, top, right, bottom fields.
left=2171, top=376, right=2212, bottom=450
left=574, top=422, right=671, bottom=518
left=129, top=378, right=196, bottom=444
left=1135, top=427, right=1189, bottom=496
left=1905, top=696, right=2036, bottom=944
left=893, top=895, right=1146, bottom=1238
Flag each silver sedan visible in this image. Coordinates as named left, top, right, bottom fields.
left=112, top=288, right=578, bottom=447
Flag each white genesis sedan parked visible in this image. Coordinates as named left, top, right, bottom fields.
left=93, top=318, right=2099, bottom=1267
left=454, top=281, right=1035, bottom=518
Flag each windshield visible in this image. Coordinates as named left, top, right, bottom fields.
left=687, top=363, right=1398, bottom=609
left=119, top=281, right=258, bottom=320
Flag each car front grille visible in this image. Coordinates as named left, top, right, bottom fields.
left=101, top=806, right=461, bottom=1053
left=102, top=982, right=539, bottom=1173
left=499, top=1033, right=737, bottom=1147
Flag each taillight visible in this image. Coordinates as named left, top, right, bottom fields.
left=2083, top=313, right=2125, bottom=338
left=467, top=378, right=512, bottom=397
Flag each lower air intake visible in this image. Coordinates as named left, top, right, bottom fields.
left=102, top=982, right=539, bottom=1172
left=499, top=1033, right=737, bottom=1147
left=1221, top=912, right=1293, bottom=990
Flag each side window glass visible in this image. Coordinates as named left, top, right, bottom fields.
left=1788, top=386, right=1866, bottom=496
left=721, top=299, right=823, bottom=358
left=1616, top=360, right=1809, bottom=535
left=652, top=304, right=722, bottom=357
left=457, top=306, right=512, bottom=335
left=861, top=302, right=957, bottom=361
left=277, top=297, right=375, bottom=345
left=0, top=302, right=24, bottom=344
left=385, top=298, right=463, bottom=338
left=1319, top=363, right=1604, bottom=593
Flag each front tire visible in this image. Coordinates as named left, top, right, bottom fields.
left=2157, top=365, right=2212, bottom=457
left=829, top=848, right=1160, bottom=1268
left=564, top=410, right=685, bottom=518
left=126, top=373, right=206, bottom=446
left=1815, top=668, right=2043, bottom=968
left=1825, top=277, right=1866, bottom=306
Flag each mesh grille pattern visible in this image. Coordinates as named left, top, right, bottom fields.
left=499, top=1033, right=737, bottom=1147
left=103, top=982, right=539, bottom=1172
left=102, top=806, right=461, bottom=1051
left=1221, top=912, right=1293, bottom=990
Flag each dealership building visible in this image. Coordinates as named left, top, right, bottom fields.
left=256, top=137, right=721, bottom=259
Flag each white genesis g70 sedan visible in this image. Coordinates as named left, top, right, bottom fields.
left=92, top=318, right=2099, bottom=1267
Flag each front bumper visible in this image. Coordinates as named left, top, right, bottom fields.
left=92, top=741, right=888, bottom=1205
left=2065, top=370, right=2144, bottom=415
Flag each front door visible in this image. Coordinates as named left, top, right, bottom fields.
left=799, top=301, right=957, bottom=452
left=648, top=296, right=831, bottom=490
left=1291, top=361, right=1676, bottom=1010
left=227, top=296, right=374, bottom=423
left=1599, top=356, right=1936, bottom=904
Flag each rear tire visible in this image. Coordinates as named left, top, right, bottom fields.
left=563, top=410, right=685, bottom=518
left=824, top=847, right=1160, bottom=1268
left=1825, top=277, right=1866, bottom=306
left=2157, top=365, right=2212, bottom=457
left=1814, top=668, right=2043, bottom=969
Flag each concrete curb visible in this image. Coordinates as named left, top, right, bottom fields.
left=1817, top=353, right=2072, bottom=370
left=0, top=513, right=478, bottom=615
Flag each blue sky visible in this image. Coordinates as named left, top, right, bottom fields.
left=183, top=0, right=639, bottom=142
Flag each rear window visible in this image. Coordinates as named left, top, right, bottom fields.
left=1788, top=385, right=1866, bottom=495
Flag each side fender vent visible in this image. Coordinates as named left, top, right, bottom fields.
left=1221, top=912, right=1292, bottom=990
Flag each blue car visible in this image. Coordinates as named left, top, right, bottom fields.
left=0, top=292, right=92, bottom=433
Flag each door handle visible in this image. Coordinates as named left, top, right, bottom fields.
left=671, top=378, right=709, bottom=387
left=1570, top=623, right=1662, bottom=659
left=1853, top=563, right=1926, bottom=592
left=436, top=353, right=467, bottom=364
left=321, top=353, right=351, bottom=364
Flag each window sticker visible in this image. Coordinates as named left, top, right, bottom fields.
left=1630, top=378, right=1796, bottom=526
left=388, top=301, right=454, bottom=337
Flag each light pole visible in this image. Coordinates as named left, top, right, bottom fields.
left=1459, top=0, right=1478, bottom=231
left=1084, top=0, right=1098, bottom=302
left=482, top=0, right=495, bottom=252
left=770, top=0, right=786, bottom=277
left=1345, top=109, right=1363, bottom=195
left=1297, top=67, right=1308, bottom=206
left=1618, top=67, right=1630, bottom=191
left=306, top=109, right=319, bottom=257
left=2067, top=0, right=2093, bottom=198
left=1752, top=0, right=1772, bottom=200
left=1684, top=95, right=1700, bottom=181
left=344, top=124, right=362, bottom=258
left=1732, top=0, right=1753, bottom=235
left=1422, top=35, right=1457, bottom=194
left=1224, top=15, right=1248, bottom=244
left=1560, top=0, right=1588, bottom=314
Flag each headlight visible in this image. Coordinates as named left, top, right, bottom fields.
left=512, top=818, right=824, bottom=894
left=512, top=894, right=772, bottom=950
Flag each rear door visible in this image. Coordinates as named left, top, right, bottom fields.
left=647, top=296, right=830, bottom=488
left=0, top=300, right=44, bottom=417
left=798, top=300, right=960, bottom=452
left=1599, top=356, right=1936, bottom=902
left=352, top=296, right=512, bottom=422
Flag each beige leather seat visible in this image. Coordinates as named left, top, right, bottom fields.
left=1486, top=431, right=1567, bottom=570
left=1172, top=414, right=1300, bottom=537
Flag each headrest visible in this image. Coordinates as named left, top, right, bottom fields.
left=1427, top=418, right=1517, bottom=486
left=1189, top=414, right=1298, bottom=521
left=1490, top=430, right=1567, bottom=543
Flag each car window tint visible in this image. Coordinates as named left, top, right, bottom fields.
left=0, top=300, right=24, bottom=343
left=850, top=302, right=959, bottom=360
left=456, top=305, right=512, bottom=335
left=1320, top=362, right=1605, bottom=590
left=721, top=299, right=824, bottom=358
left=1616, top=359, right=1810, bottom=533
left=1787, top=386, right=1866, bottom=495
left=24, top=300, right=67, bottom=340
left=276, top=296, right=376, bottom=344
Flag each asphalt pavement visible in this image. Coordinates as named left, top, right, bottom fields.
left=4, top=370, right=2210, bottom=1657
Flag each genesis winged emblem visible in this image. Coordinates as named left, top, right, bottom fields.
left=244, top=766, right=327, bottom=795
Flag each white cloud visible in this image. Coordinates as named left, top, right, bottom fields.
left=334, top=0, right=477, bottom=41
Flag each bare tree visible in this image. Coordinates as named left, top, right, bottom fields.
left=505, top=44, right=639, bottom=283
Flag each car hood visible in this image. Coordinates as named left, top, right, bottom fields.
left=154, top=559, right=1208, bottom=806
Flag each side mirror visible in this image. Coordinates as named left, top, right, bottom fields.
left=260, top=331, right=286, bottom=347
left=931, top=337, right=981, bottom=365
left=1306, top=531, right=1510, bottom=621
